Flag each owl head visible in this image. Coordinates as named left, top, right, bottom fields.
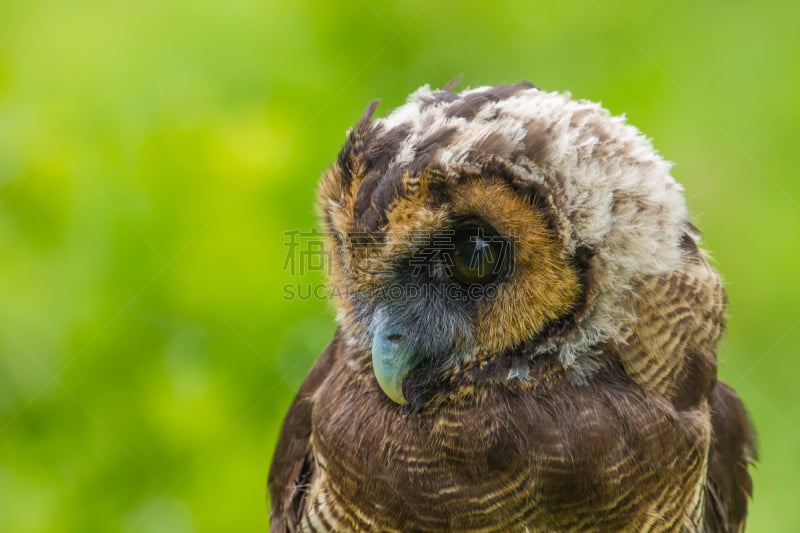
left=318, top=82, right=694, bottom=408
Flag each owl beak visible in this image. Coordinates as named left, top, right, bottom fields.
left=371, top=323, right=423, bottom=406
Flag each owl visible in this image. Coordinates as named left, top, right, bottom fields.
left=269, top=82, right=755, bottom=532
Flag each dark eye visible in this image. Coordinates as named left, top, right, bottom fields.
left=449, top=224, right=507, bottom=285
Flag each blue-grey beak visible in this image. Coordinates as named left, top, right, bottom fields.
left=371, top=322, right=424, bottom=405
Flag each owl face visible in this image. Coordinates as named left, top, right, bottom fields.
left=319, top=83, right=690, bottom=407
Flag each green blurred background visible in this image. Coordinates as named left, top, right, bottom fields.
left=1, top=1, right=798, bottom=531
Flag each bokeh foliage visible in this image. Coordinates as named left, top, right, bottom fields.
left=1, top=1, right=798, bottom=531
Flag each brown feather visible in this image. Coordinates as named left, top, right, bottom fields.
left=271, top=338, right=715, bottom=531
left=268, top=331, right=339, bottom=532
left=704, top=381, right=756, bottom=533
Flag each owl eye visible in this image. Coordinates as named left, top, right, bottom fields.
left=449, top=224, right=506, bottom=285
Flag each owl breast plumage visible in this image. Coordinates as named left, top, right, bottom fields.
left=269, top=82, right=755, bottom=532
